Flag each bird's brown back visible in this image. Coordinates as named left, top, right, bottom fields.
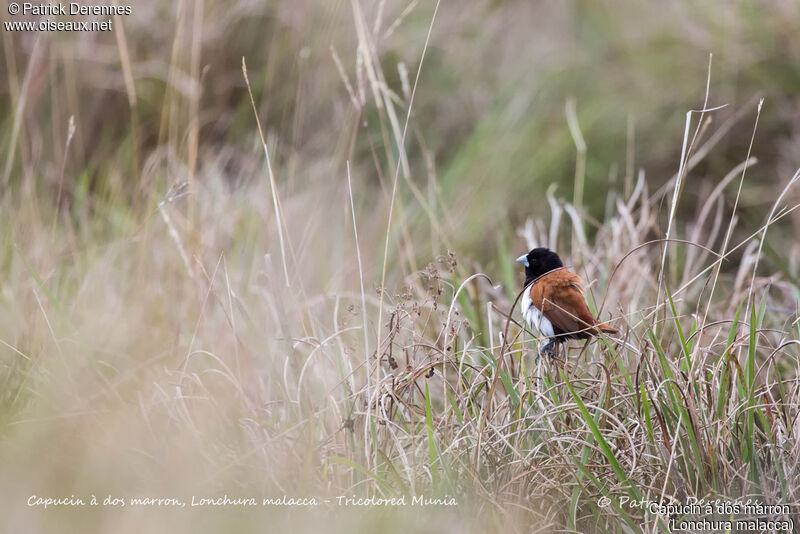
left=529, top=269, right=617, bottom=336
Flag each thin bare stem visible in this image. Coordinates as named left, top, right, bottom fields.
left=242, top=57, right=291, bottom=287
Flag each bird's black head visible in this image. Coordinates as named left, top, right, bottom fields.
left=516, top=247, right=564, bottom=285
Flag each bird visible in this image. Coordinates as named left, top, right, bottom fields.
left=516, top=247, right=617, bottom=358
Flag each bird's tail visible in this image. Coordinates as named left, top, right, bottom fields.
left=595, top=322, right=618, bottom=335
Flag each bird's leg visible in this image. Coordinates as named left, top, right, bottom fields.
left=539, top=338, right=557, bottom=359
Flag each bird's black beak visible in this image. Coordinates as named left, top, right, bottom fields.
left=516, top=254, right=529, bottom=268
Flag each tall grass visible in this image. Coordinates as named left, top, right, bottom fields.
left=2, top=1, right=800, bottom=533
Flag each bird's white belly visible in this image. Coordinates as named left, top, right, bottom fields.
left=520, top=289, right=554, bottom=338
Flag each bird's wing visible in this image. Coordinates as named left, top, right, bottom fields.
left=529, top=270, right=599, bottom=334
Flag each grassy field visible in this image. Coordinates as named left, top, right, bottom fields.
left=2, top=1, right=800, bottom=532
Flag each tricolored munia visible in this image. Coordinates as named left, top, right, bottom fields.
left=516, top=248, right=617, bottom=358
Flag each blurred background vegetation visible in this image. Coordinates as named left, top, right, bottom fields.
left=3, top=1, right=800, bottom=275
